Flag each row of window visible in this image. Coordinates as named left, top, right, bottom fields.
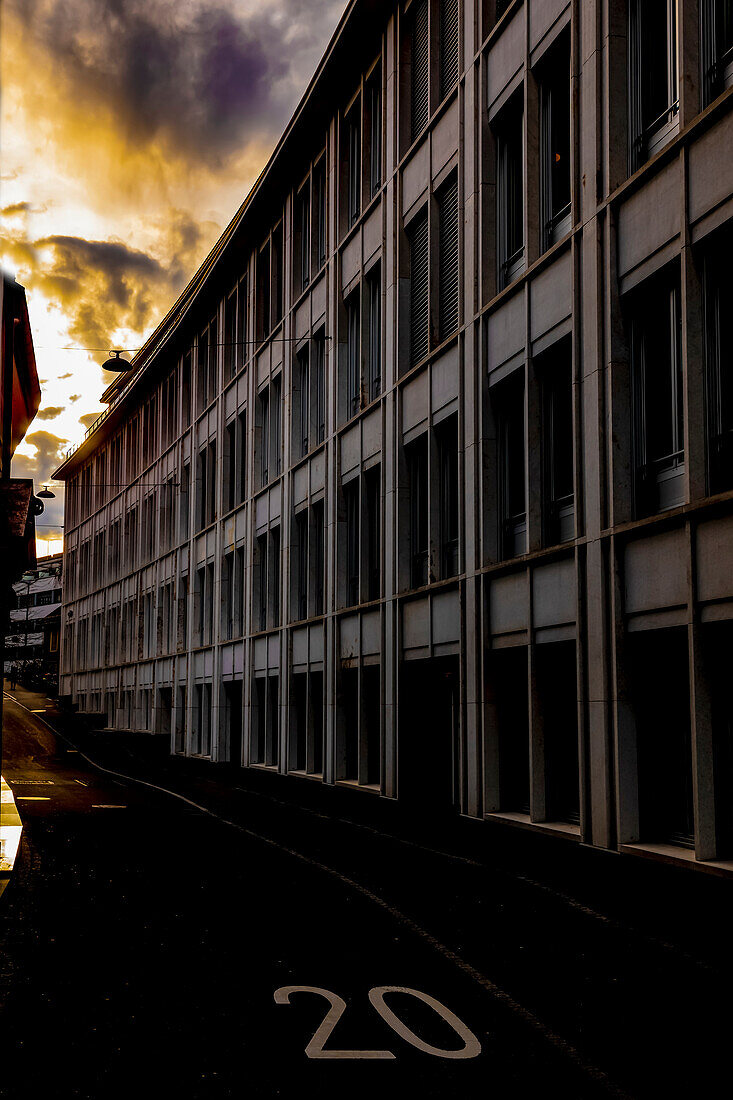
left=64, top=233, right=733, bottom=614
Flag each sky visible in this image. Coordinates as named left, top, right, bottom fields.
left=1, top=0, right=346, bottom=556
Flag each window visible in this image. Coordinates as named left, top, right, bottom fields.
left=238, top=409, right=248, bottom=504
left=631, top=276, right=684, bottom=515
left=365, top=466, right=381, bottom=601
left=197, top=443, right=216, bottom=530
left=272, top=375, right=282, bottom=478
left=345, top=480, right=360, bottom=606
left=296, top=183, right=311, bottom=294
left=270, top=526, right=282, bottom=628
left=257, top=239, right=271, bottom=343
left=704, top=248, right=733, bottom=494
left=296, top=347, right=310, bottom=458
left=344, top=98, right=361, bottom=232
left=312, top=500, right=325, bottom=616
left=224, top=289, right=237, bottom=382
left=127, top=419, right=138, bottom=480
left=179, top=462, right=190, bottom=542
left=367, top=73, right=382, bottom=198
left=702, top=0, right=733, bottom=105
left=290, top=670, right=324, bottom=775
left=255, top=528, right=280, bottom=631
left=252, top=676, right=279, bottom=767
left=256, top=535, right=268, bottom=632
left=367, top=265, right=382, bottom=402
left=346, top=292, right=361, bottom=418
left=438, top=417, right=459, bottom=577
left=539, top=32, right=571, bottom=251
left=310, top=330, right=326, bottom=445
left=338, top=665, right=380, bottom=786
left=629, top=0, right=679, bottom=172
left=259, top=386, right=270, bottom=486
left=295, top=511, right=308, bottom=620
left=181, top=351, right=191, bottom=428
left=222, top=552, right=234, bottom=641
left=410, top=0, right=430, bottom=143
left=439, top=0, right=460, bottom=102
left=162, top=369, right=177, bottom=450
left=162, top=476, right=175, bottom=551
left=195, top=566, right=206, bottom=646
left=272, top=223, right=283, bottom=327
left=540, top=342, right=575, bottom=544
left=225, top=420, right=236, bottom=512
left=409, top=209, right=430, bottom=365
left=197, top=318, right=217, bottom=413
left=495, top=374, right=526, bottom=558
left=408, top=436, right=429, bottom=587
left=194, top=683, right=212, bottom=756
left=438, top=174, right=460, bottom=341
left=237, top=275, right=248, bottom=372
left=497, top=95, right=524, bottom=288
left=313, top=155, right=328, bottom=271
left=125, top=506, right=138, bottom=569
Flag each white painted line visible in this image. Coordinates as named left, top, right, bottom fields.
left=31, top=709, right=47, bottom=713
left=66, top=749, right=79, bottom=753
left=74, top=779, right=88, bottom=786
left=91, top=804, right=127, bottom=809
left=16, top=796, right=50, bottom=801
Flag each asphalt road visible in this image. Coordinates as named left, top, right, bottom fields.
left=1, top=693, right=732, bottom=1100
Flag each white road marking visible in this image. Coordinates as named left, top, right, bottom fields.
left=91, top=804, right=127, bottom=809
left=16, top=796, right=50, bottom=801
left=74, top=779, right=87, bottom=786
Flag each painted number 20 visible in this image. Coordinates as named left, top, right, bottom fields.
left=273, top=985, right=482, bottom=1060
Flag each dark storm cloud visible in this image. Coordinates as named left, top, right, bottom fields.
left=9, top=0, right=345, bottom=164
left=36, top=406, right=66, bottom=420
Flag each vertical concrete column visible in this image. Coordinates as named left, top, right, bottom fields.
left=528, top=638, right=547, bottom=823
left=687, top=512, right=717, bottom=861
left=681, top=154, right=707, bottom=504
left=324, top=114, right=339, bottom=786
left=577, top=0, right=614, bottom=848
left=382, top=12, right=399, bottom=799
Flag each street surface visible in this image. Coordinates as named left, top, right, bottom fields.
left=1, top=689, right=732, bottom=1099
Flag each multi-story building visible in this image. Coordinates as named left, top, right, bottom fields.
left=54, top=0, right=733, bottom=871
left=4, top=552, right=63, bottom=687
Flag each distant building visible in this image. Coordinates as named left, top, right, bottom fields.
left=54, top=0, right=733, bottom=872
left=4, top=552, right=63, bottom=687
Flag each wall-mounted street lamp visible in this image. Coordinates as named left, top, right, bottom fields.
left=37, top=485, right=55, bottom=499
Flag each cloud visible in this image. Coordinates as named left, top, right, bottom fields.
left=12, top=431, right=68, bottom=529
left=35, top=405, right=65, bottom=420
left=12, top=430, right=69, bottom=484
left=6, top=0, right=345, bottom=169
left=58, top=372, right=73, bottom=379
left=1, top=201, right=31, bottom=216
left=69, top=394, right=81, bottom=402
left=78, top=412, right=100, bottom=429
left=2, top=215, right=215, bottom=365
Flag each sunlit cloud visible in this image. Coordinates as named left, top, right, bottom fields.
left=2, top=0, right=348, bottom=555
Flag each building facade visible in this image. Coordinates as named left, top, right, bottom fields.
left=55, top=0, right=733, bottom=870
left=4, top=552, right=63, bottom=688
